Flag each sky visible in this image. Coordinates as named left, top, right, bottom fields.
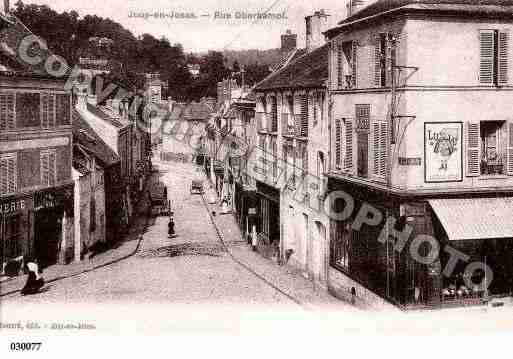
left=20, top=0, right=350, bottom=53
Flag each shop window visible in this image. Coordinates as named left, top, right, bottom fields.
left=1, top=215, right=23, bottom=263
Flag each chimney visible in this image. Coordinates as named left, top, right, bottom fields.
left=75, top=85, right=88, bottom=111
left=281, top=29, right=297, bottom=53
left=305, top=10, right=330, bottom=52
left=347, top=0, right=367, bottom=17
left=3, top=0, right=9, bottom=14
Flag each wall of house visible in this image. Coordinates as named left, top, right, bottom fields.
left=329, top=17, right=513, bottom=192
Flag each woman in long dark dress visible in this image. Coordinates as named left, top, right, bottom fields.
left=21, top=261, right=44, bottom=295
left=168, top=212, right=175, bottom=237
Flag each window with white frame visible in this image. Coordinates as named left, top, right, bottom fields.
left=0, top=153, right=17, bottom=194
left=40, top=149, right=57, bottom=187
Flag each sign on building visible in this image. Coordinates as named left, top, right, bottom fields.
left=424, top=122, right=463, bottom=183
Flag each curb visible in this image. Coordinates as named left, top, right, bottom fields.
left=0, top=188, right=152, bottom=299
left=200, top=192, right=309, bottom=308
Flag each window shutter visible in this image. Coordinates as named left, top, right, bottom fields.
left=41, top=93, right=55, bottom=129
left=49, top=151, right=56, bottom=185
left=41, top=151, right=49, bottom=185
left=351, top=41, right=358, bottom=88
left=371, top=122, right=380, bottom=177
left=379, top=122, right=388, bottom=178
left=374, top=41, right=382, bottom=87
left=370, top=121, right=388, bottom=180
left=271, top=97, right=278, bottom=132
left=0, top=157, right=7, bottom=193
left=335, top=119, right=342, bottom=169
left=499, top=31, right=509, bottom=85
left=344, top=119, right=355, bottom=173
left=337, top=43, right=344, bottom=89
left=0, top=154, right=15, bottom=193
left=507, top=122, right=513, bottom=175
left=466, top=122, right=481, bottom=177
left=300, top=95, right=308, bottom=137
left=0, top=93, right=15, bottom=131
left=480, top=30, right=494, bottom=84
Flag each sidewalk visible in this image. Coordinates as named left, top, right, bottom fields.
left=202, top=182, right=351, bottom=311
left=0, top=176, right=154, bottom=299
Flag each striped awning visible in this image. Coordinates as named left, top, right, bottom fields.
left=428, top=198, right=513, bottom=241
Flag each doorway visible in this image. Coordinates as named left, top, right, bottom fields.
left=34, top=207, right=63, bottom=268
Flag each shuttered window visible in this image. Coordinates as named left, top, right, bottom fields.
left=40, top=150, right=57, bottom=186
left=0, top=153, right=17, bottom=194
left=507, top=122, right=513, bottom=175
left=41, top=93, right=55, bottom=128
left=480, top=29, right=509, bottom=85
left=344, top=119, right=354, bottom=172
left=466, top=122, right=481, bottom=177
left=335, top=119, right=342, bottom=169
left=0, top=93, right=15, bottom=131
left=300, top=95, right=308, bottom=137
left=371, top=121, right=388, bottom=179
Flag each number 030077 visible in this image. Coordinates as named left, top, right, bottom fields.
left=10, top=342, right=42, bottom=351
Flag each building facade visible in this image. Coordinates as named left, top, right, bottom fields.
left=325, top=0, right=513, bottom=308
left=0, top=71, right=74, bottom=270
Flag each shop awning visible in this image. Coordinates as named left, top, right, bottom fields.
left=428, top=198, right=513, bottom=241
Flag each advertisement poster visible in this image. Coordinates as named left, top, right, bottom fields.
left=424, top=122, right=463, bottom=182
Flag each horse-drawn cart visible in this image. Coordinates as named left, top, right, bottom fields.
left=150, top=184, right=170, bottom=217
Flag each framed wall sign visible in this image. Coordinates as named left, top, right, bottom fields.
left=424, top=122, right=463, bottom=183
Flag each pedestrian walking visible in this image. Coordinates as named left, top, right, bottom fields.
left=168, top=212, right=175, bottom=237
left=21, top=260, right=44, bottom=296
left=251, top=225, right=257, bottom=252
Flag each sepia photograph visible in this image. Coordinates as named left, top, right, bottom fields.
left=1, top=0, right=513, bottom=356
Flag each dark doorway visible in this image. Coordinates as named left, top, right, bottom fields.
left=34, top=207, right=62, bottom=268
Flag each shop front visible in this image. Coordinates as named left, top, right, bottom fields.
left=1, top=194, right=33, bottom=274
left=254, top=181, right=281, bottom=260
left=33, top=184, right=74, bottom=268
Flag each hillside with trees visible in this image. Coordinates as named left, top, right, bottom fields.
left=11, top=1, right=273, bottom=102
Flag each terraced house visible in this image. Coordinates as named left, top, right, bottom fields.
left=0, top=13, right=74, bottom=270
left=248, top=10, right=331, bottom=281
left=325, top=0, right=513, bottom=309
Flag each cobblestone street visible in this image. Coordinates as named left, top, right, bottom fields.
left=0, top=158, right=349, bottom=312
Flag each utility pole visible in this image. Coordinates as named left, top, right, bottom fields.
left=387, top=33, right=397, bottom=189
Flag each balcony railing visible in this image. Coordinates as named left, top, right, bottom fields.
left=481, top=156, right=505, bottom=176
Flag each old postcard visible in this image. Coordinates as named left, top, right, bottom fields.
left=1, top=0, right=513, bottom=356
